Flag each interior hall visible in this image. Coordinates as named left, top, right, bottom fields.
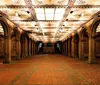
left=0, top=0, right=100, bottom=85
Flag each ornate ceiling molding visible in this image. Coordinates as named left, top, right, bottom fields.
left=12, top=19, right=87, bottom=22
left=0, top=5, right=99, bottom=9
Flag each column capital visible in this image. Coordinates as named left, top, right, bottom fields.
left=79, top=39, right=85, bottom=42
left=89, top=35, right=95, bottom=39
left=4, top=35, right=11, bottom=39
left=15, top=38, right=20, bottom=41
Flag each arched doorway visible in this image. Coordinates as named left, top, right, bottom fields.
left=89, top=20, right=100, bottom=63
left=95, top=23, right=100, bottom=61
left=79, top=28, right=89, bottom=60
left=0, top=20, right=11, bottom=63
left=54, top=42, right=61, bottom=54
left=0, top=23, right=4, bottom=63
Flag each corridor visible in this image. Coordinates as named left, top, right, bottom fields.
left=0, top=54, right=100, bottom=85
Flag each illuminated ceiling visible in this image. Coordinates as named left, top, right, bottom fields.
left=0, top=0, right=100, bottom=42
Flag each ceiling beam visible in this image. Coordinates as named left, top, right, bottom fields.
left=0, top=5, right=99, bottom=8
left=12, top=20, right=87, bottom=22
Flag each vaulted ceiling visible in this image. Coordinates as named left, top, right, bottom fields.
left=0, top=0, right=100, bottom=42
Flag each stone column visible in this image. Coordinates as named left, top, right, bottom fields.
left=68, top=39, right=71, bottom=56
left=79, top=39, right=84, bottom=59
left=64, top=42, right=65, bottom=55
left=31, top=41, right=33, bottom=55
left=30, top=40, right=32, bottom=55
left=62, top=42, right=64, bottom=54
left=30, top=39, right=32, bottom=56
left=24, top=38, right=28, bottom=57
left=3, top=36, right=11, bottom=63
left=71, top=36, right=75, bottom=57
left=33, top=42, right=35, bottom=54
left=33, top=41, right=35, bottom=55
left=34, top=42, right=36, bottom=54
left=16, top=38, right=21, bottom=60
left=65, top=41, right=67, bottom=55
left=35, top=42, right=37, bottom=54
left=28, top=39, right=31, bottom=56
left=33, top=42, right=36, bottom=54
left=66, top=40, right=68, bottom=55
left=88, top=36, right=97, bottom=64
left=72, top=35, right=79, bottom=58
left=21, top=39, right=25, bottom=58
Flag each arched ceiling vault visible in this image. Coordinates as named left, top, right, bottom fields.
left=0, top=0, right=99, bottom=43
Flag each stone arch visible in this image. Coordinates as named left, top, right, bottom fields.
left=90, top=17, right=100, bottom=36
left=89, top=18, right=100, bottom=62
left=13, top=27, right=21, bottom=39
left=0, top=20, right=10, bottom=37
left=85, top=17, right=100, bottom=63
left=0, top=17, right=12, bottom=63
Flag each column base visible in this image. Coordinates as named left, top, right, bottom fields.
left=88, top=59, right=97, bottom=64
left=3, top=60, right=11, bottom=64
left=74, top=55, right=79, bottom=58
left=29, top=54, right=32, bottom=56
left=79, top=56, right=84, bottom=60
left=16, top=56, right=20, bottom=60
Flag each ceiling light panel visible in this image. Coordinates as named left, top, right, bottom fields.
left=75, top=0, right=100, bottom=5
left=35, top=8, right=45, bottom=20
left=54, top=8, right=65, bottom=20
left=45, top=8, right=54, bottom=20
left=0, top=0, right=26, bottom=5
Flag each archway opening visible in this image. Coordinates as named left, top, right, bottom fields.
left=95, top=22, right=100, bottom=63
left=38, top=41, right=44, bottom=54
left=0, top=23, right=4, bottom=63
left=54, top=41, right=62, bottom=54
left=75, top=34, right=79, bottom=58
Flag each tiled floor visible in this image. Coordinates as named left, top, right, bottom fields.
left=0, top=54, right=100, bottom=85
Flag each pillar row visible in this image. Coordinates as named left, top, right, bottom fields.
left=16, top=38, right=21, bottom=60
left=88, top=36, right=97, bottom=64
left=79, top=39, right=84, bottom=59
left=28, top=39, right=32, bottom=56
left=3, top=36, right=11, bottom=63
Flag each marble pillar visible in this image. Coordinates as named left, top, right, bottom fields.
left=88, top=36, right=97, bottom=64
left=16, top=38, right=21, bottom=60
left=3, top=36, right=11, bottom=63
